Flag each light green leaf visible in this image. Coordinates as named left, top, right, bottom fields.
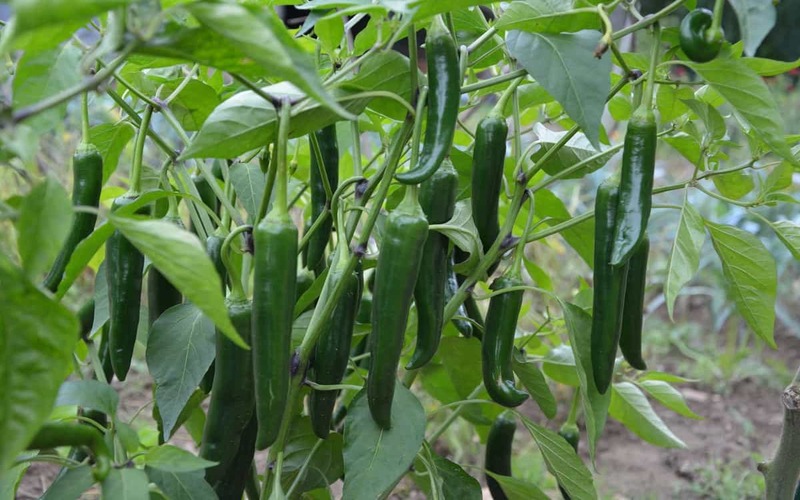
left=11, top=44, right=81, bottom=133
left=15, top=176, right=73, bottom=280
left=0, top=460, right=30, bottom=500
left=89, top=122, right=136, bottom=184
left=229, top=163, right=266, bottom=223
left=531, top=124, right=620, bottom=179
left=687, top=57, right=794, bottom=163
left=638, top=380, right=702, bottom=420
left=769, top=220, right=800, bottom=261
left=101, top=468, right=150, bottom=499
left=342, top=383, right=425, bottom=500
left=742, top=57, right=800, bottom=76
left=163, top=78, right=221, bottom=132
left=664, top=197, right=705, bottom=320
left=535, top=190, right=594, bottom=269
left=506, top=30, right=611, bottom=149
left=0, top=252, right=78, bottom=472
left=110, top=215, right=244, bottom=347
left=558, top=301, right=609, bottom=461
left=485, top=472, right=549, bottom=500
left=495, top=0, right=598, bottom=33
left=728, top=0, right=776, bottom=57
left=184, top=2, right=351, bottom=119
left=55, top=379, right=119, bottom=416
left=145, top=445, right=216, bottom=472
left=431, top=201, right=483, bottom=275
left=147, top=303, right=216, bottom=440
left=146, top=468, right=217, bottom=500
left=40, top=464, right=94, bottom=500
left=638, top=372, right=697, bottom=384
left=520, top=416, right=597, bottom=500
left=706, top=221, right=777, bottom=347
left=512, top=353, right=557, bottom=419
left=609, top=382, right=686, bottom=448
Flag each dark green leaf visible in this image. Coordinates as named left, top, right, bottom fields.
left=229, top=163, right=266, bottom=223
left=506, top=30, right=611, bottom=149
left=280, top=417, right=344, bottom=494
left=495, top=0, right=598, bottom=34
left=534, top=190, right=594, bottom=267
left=342, top=383, right=425, bottom=500
left=512, top=354, right=557, bottom=419
left=146, top=303, right=216, bottom=439
left=40, top=465, right=94, bottom=500
left=485, top=472, right=549, bottom=500
left=89, top=123, right=136, bottom=184
left=101, top=468, right=150, bottom=499
left=638, top=380, right=702, bottom=420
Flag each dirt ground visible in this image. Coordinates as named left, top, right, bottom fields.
left=16, top=323, right=800, bottom=499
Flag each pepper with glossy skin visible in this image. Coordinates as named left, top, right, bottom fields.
left=471, top=114, right=508, bottom=254
left=106, top=195, right=145, bottom=381
left=368, top=190, right=429, bottom=429
left=485, top=412, right=516, bottom=500
left=27, top=422, right=111, bottom=481
left=395, top=16, right=459, bottom=185
left=252, top=212, right=298, bottom=449
left=482, top=276, right=529, bottom=407
left=43, top=144, right=103, bottom=292
left=619, top=235, right=649, bottom=370
left=679, top=8, right=723, bottom=63
left=407, top=159, right=458, bottom=369
left=592, top=180, right=630, bottom=394
left=610, top=106, right=657, bottom=267
left=201, top=299, right=255, bottom=498
left=307, top=126, right=339, bottom=274
left=445, top=256, right=473, bottom=338
left=309, top=267, right=362, bottom=438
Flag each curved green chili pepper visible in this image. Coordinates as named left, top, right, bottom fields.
left=307, top=126, right=339, bottom=274
left=619, top=235, right=648, bottom=370
left=471, top=113, right=508, bottom=254
left=368, top=190, right=429, bottom=429
left=592, top=180, right=630, bottom=394
left=407, top=158, right=458, bottom=369
left=482, top=276, right=529, bottom=408
left=43, top=144, right=103, bottom=292
left=107, top=195, right=145, bottom=381
left=395, top=16, right=459, bottom=185
left=610, top=105, right=657, bottom=267
left=27, top=422, right=111, bottom=481
left=485, top=411, right=516, bottom=500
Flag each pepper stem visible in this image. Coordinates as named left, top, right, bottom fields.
left=273, top=100, right=291, bottom=217
left=642, top=23, right=660, bottom=111
left=709, top=0, right=725, bottom=41
left=510, top=192, right=534, bottom=278
left=491, top=76, right=524, bottom=117
left=129, top=104, right=154, bottom=196
left=566, top=387, right=581, bottom=426
left=81, top=92, right=90, bottom=143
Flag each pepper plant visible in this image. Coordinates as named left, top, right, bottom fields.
left=1, top=0, right=799, bottom=499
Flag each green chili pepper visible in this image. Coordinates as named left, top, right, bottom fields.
left=610, top=105, right=657, bottom=267
left=482, top=276, right=529, bottom=408
left=43, top=144, right=103, bottom=292
left=106, top=195, right=145, bottom=382
left=592, top=180, right=630, bottom=394
left=252, top=213, right=297, bottom=449
left=445, top=256, right=473, bottom=338
left=407, top=159, right=458, bottom=369
left=27, top=422, right=111, bottom=481
left=309, top=267, right=362, bottom=439
left=485, top=411, right=516, bottom=500
left=368, top=190, right=429, bottom=429
left=471, top=113, right=508, bottom=254
left=679, top=8, right=723, bottom=63
left=252, top=101, right=297, bottom=449
left=307, top=126, right=339, bottom=274
left=201, top=298, right=256, bottom=497
left=619, top=235, right=648, bottom=370
left=395, top=16, right=459, bottom=185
